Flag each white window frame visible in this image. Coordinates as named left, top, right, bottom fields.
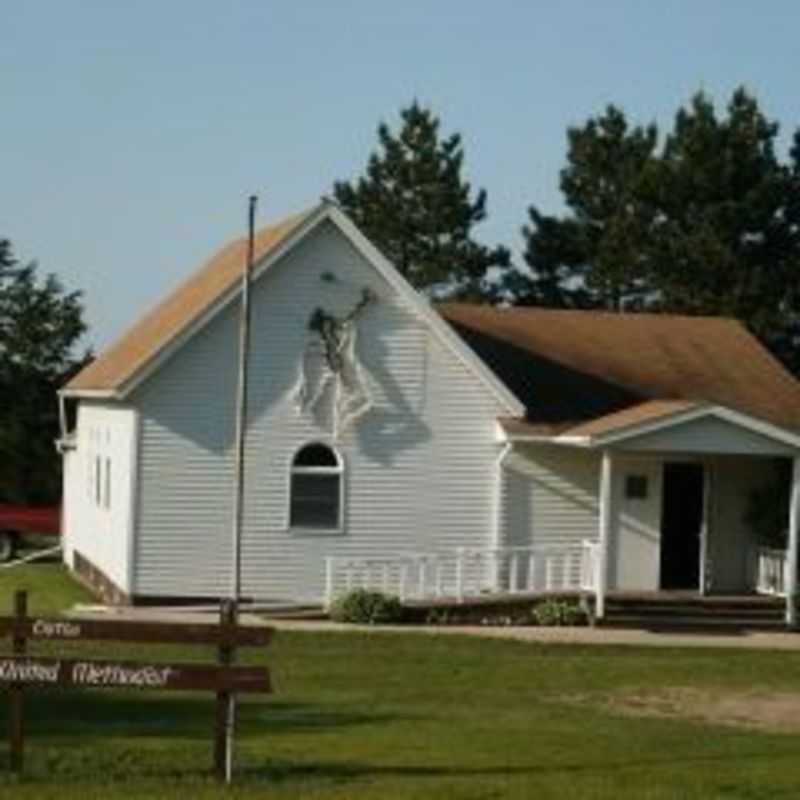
left=287, top=442, right=345, bottom=535
left=104, top=456, right=112, bottom=510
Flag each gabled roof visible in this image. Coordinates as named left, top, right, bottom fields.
left=563, top=399, right=699, bottom=437
left=441, top=304, right=800, bottom=432
left=499, top=400, right=800, bottom=451
left=498, top=400, right=698, bottom=440
left=66, top=208, right=314, bottom=394
left=64, top=204, right=523, bottom=414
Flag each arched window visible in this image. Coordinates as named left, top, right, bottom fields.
left=289, top=443, right=343, bottom=530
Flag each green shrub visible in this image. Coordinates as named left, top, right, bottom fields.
left=532, top=599, right=586, bottom=627
left=329, top=588, right=404, bottom=624
left=425, top=608, right=452, bottom=625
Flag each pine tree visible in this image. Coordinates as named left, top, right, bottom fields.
left=334, top=101, right=510, bottom=298
left=508, top=106, right=658, bottom=309
left=647, top=90, right=796, bottom=336
left=0, top=240, right=87, bottom=503
left=507, top=87, right=800, bottom=371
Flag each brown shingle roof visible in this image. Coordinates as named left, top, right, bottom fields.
left=564, top=399, right=700, bottom=437
left=499, top=400, right=700, bottom=440
left=66, top=208, right=313, bottom=393
left=441, top=305, right=800, bottom=431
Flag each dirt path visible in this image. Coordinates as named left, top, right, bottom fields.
left=265, top=618, right=800, bottom=650
left=68, top=606, right=800, bottom=651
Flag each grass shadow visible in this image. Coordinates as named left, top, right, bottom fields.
left=0, top=692, right=405, bottom=741
left=237, top=745, right=800, bottom=785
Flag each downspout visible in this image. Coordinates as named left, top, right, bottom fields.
left=55, top=391, right=74, bottom=570
left=55, top=393, right=76, bottom=453
left=493, top=442, right=512, bottom=548
left=58, top=392, right=68, bottom=440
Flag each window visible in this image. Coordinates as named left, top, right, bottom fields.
left=289, top=443, right=342, bottom=530
left=95, top=455, right=102, bottom=506
left=625, top=474, right=648, bottom=500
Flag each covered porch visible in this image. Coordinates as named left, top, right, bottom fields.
left=503, top=403, right=800, bottom=627
left=322, top=404, right=800, bottom=628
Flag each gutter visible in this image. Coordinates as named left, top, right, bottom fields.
left=500, top=432, right=593, bottom=448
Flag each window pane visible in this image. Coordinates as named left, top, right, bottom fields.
left=625, top=474, right=648, bottom=500
left=291, top=474, right=340, bottom=528
left=95, top=456, right=102, bottom=506
left=104, top=457, right=111, bottom=509
left=294, top=444, right=338, bottom=468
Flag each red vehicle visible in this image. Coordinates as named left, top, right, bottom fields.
left=0, top=505, right=61, bottom=562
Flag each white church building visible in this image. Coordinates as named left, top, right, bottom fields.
left=58, top=201, right=800, bottom=625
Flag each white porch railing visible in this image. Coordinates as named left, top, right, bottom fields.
left=754, top=546, right=789, bottom=596
left=324, top=546, right=585, bottom=607
left=580, top=540, right=601, bottom=592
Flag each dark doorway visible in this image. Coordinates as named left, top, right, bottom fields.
left=660, top=462, right=704, bottom=590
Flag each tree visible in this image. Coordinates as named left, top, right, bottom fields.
left=508, top=88, right=800, bottom=370
left=508, top=105, right=658, bottom=310
left=0, top=239, right=87, bottom=503
left=645, top=89, right=798, bottom=356
left=334, top=101, right=510, bottom=299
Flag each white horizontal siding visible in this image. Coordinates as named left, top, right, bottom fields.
left=500, top=445, right=601, bottom=586
left=501, top=446, right=663, bottom=591
left=131, top=220, right=506, bottom=600
left=61, top=403, right=137, bottom=592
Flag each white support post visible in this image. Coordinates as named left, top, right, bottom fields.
left=455, top=548, right=465, bottom=603
left=785, top=456, right=800, bottom=627
left=510, top=553, right=520, bottom=593
left=596, top=449, right=613, bottom=621
left=699, top=462, right=713, bottom=596
left=324, top=557, right=334, bottom=609
left=527, top=553, right=536, bottom=591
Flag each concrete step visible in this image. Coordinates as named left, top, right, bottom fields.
left=257, top=607, right=327, bottom=620
left=603, top=604, right=783, bottom=618
left=593, top=594, right=787, bottom=631
left=599, top=614, right=787, bottom=631
left=604, top=596, right=783, bottom=609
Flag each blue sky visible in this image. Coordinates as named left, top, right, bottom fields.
left=3, top=1, right=799, bottom=348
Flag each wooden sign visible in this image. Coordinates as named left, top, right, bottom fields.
left=1, top=590, right=273, bottom=783
left=0, top=656, right=270, bottom=692
left=0, top=616, right=273, bottom=646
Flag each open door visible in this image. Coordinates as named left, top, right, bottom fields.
left=660, top=462, right=704, bottom=589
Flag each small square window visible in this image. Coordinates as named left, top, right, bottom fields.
left=625, top=474, right=648, bottom=500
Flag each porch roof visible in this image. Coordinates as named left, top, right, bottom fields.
left=499, top=400, right=800, bottom=453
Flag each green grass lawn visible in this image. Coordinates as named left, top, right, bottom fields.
left=0, top=560, right=92, bottom=615
left=2, top=566, right=800, bottom=799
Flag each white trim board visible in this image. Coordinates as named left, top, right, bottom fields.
left=594, top=405, right=800, bottom=451
left=500, top=405, right=800, bottom=452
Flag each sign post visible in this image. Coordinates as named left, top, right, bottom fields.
left=9, top=590, right=26, bottom=773
left=214, top=598, right=236, bottom=781
left=0, top=591, right=272, bottom=780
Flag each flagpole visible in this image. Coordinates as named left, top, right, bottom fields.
left=226, top=193, right=257, bottom=782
